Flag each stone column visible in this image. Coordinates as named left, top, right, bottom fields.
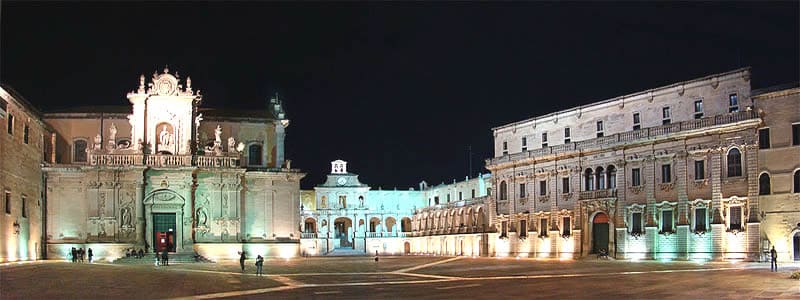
left=676, top=152, right=689, bottom=225
left=710, top=149, right=723, bottom=224
left=135, top=181, right=145, bottom=247
left=645, top=156, right=657, bottom=227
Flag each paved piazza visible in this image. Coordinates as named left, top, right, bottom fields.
left=2, top=257, right=799, bottom=299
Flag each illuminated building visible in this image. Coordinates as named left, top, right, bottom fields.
left=485, top=68, right=799, bottom=260
left=1, top=68, right=304, bottom=262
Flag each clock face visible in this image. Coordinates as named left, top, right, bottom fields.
left=337, top=177, right=347, bottom=186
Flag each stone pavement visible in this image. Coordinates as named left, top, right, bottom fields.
left=2, top=257, right=799, bottom=299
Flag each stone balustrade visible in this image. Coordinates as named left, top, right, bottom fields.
left=578, top=188, right=617, bottom=200
left=488, top=110, right=759, bottom=166
left=88, top=153, right=241, bottom=168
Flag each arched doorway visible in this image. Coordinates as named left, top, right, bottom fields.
left=404, top=241, right=411, bottom=255
left=592, top=213, right=610, bottom=254
left=334, top=217, right=353, bottom=248
left=794, top=232, right=800, bottom=261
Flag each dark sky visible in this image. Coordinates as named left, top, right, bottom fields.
left=2, top=2, right=798, bottom=189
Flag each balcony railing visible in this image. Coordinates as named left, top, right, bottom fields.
left=579, top=188, right=617, bottom=200
left=414, top=196, right=490, bottom=213
left=89, top=153, right=241, bottom=168
left=301, top=232, right=318, bottom=239
left=489, top=110, right=759, bottom=166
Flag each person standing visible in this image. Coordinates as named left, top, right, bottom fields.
left=88, top=248, right=94, bottom=263
left=71, top=247, right=77, bottom=263
left=770, top=246, right=778, bottom=272
left=255, top=255, right=264, bottom=276
left=239, top=251, right=246, bottom=272
left=161, top=248, right=169, bottom=266
left=79, top=248, right=85, bottom=262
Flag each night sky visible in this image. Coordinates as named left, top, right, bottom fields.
left=2, top=2, right=798, bottom=189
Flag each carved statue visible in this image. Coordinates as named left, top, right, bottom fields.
left=121, top=207, right=132, bottom=227
left=214, top=125, right=222, bottom=145
left=93, top=134, right=102, bottom=150
left=127, top=114, right=136, bottom=141
left=109, top=123, right=117, bottom=141
left=228, top=137, right=236, bottom=153
left=159, top=125, right=172, bottom=146
left=196, top=208, right=208, bottom=227
left=98, top=193, right=106, bottom=218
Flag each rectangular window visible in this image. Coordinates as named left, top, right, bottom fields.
left=662, top=164, right=672, bottom=183
left=694, top=160, right=705, bottom=180
left=631, top=212, right=642, bottom=233
left=502, top=141, right=508, bottom=155
left=695, top=208, right=707, bottom=232
left=564, top=127, right=571, bottom=143
left=793, top=124, right=800, bottom=146
left=4, top=191, right=10, bottom=214
left=562, top=177, right=570, bottom=194
left=434, top=196, right=439, bottom=205
left=501, top=221, right=508, bottom=237
left=520, top=220, right=527, bottom=237
left=539, top=180, right=546, bottom=196
left=662, top=107, right=671, bottom=125
left=23, top=124, right=29, bottom=144
left=7, top=114, right=13, bottom=135
left=562, top=217, right=571, bottom=236
left=471, top=189, right=475, bottom=199
left=458, top=192, right=463, bottom=201
left=694, top=100, right=704, bottom=119
left=632, top=168, right=641, bottom=187
left=596, top=121, right=604, bottom=137
left=21, top=196, right=27, bottom=218
left=759, top=128, right=770, bottom=149
left=521, top=137, right=527, bottom=152
left=729, top=94, right=739, bottom=112
left=541, top=132, right=548, bottom=148
left=661, top=210, right=673, bottom=233
left=447, top=194, right=451, bottom=202
left=633, top=112, right=641, bottom=131
left=729, top=206, right=742, bottom=230
left=519, top=183, right=526, bottom=198
left=540, top=218, right=548, bottom=236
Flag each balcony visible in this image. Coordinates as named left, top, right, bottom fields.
left=579, top=188, right=617, bottom=200
left=415, top=196, right=490, bottom=213
left=488, top=110, right=759, bottom=166
left=301, top=232, right=318, bottom=239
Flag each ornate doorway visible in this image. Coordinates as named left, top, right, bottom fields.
left=592, top=213, right=609, bottom=254
left=334, top=217, right=352, bottom=248
left=153, top=213, right=177, bottom=252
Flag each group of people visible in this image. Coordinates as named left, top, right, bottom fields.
left=70, top=247, right=93, bottom=263
left=238, top=251, right=265, bottom=276
left=125, top=248, right=145, bottom=259
left=156, top=247, right=171, bottom=266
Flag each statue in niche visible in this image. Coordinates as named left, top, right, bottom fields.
left=98, top=222, right=106, bottom=237
left=159, top=125, right=172, bottom=146
left=109, top=123, right=118, bottom=141
left=93, top=134, right=102, bottom=150
left=196, top=207, right=208, bottom=227
left=320, top=196, right=327, bottom=208
left=121, top=207, right=132, bottom=228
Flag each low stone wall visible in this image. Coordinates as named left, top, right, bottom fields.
left=46, top=243, right=134, bottom=262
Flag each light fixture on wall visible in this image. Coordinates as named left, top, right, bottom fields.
left=13, top=220, right=21, bottom=235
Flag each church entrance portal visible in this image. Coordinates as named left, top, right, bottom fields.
left=153, top=213, right=177, bottom=252
left=334, top=217, right=353, bottom=248
left=592, top=213, right=609, bottom=254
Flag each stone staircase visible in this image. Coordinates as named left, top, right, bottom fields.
left=113, top=253, right=214, bottom=264
left=324, top=248, right=367, bottom=256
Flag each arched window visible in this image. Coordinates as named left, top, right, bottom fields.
left=73, top=139, right=88, bottom=163
left=595, top=167, right=605, bottom=190
left=759, top=173, right=771, bottom=195
left=794, top=170, right=800, bottom=193
left=584, top=168, right=594, bottom=191
left=248, top=144, right=263, bottom=166
left=727, top=148, right=742, bottom=177
left=607, top=165, right=617, bottom=189
left=499, top=181, right=508, bottom=200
